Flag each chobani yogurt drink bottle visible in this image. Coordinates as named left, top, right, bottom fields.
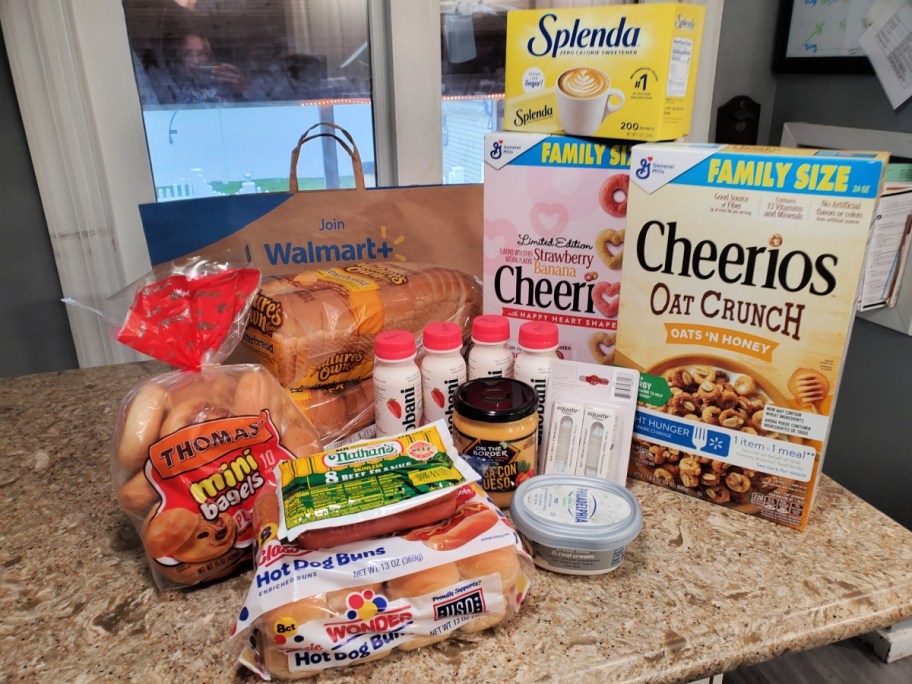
left=513, top=321, right=560, bottom=446
left=421, top=322, right=467, bottom=431
left=467, top=315, right=514, bottom=380
left=374, top=330, right=422, bottom=437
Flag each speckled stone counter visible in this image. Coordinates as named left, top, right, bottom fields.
left=2, top=361, right=911, bottom=684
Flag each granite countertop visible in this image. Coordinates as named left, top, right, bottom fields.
left=2, top=361, right=911, bottom=683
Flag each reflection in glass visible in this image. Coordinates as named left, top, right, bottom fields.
left=122, top=0, right=374, bottom=199
left=440, top=1, right=524, bottom=184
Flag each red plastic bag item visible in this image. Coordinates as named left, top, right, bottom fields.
left=116, top=267, right=260, bottom=369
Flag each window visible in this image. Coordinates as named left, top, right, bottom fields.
left=2, top=0, right=720, bottom=366
left=122, top=0, right=376, bottom=200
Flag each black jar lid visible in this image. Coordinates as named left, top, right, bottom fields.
left=454, top=378, right=538, bottom=423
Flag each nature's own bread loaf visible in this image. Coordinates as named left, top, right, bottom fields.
left=241, top=263, right=481, bottom=393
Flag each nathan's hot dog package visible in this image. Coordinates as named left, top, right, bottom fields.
left=276, top=422, right=480, bottom=549
left=230, top=482, right=534, bottom=679
left=105, top=256, right=323, bottom=589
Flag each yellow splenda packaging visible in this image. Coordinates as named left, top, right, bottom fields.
left=504, top=3, right=704, bottom=141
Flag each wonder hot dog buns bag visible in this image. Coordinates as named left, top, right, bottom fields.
left=238, top=262, right=482, bottom=443
left=106, top=256, right=323, bottom=589
left=229, top=481, right=533, bottom=679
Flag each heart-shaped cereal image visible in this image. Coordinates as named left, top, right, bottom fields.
left=588, top=332, right=616, bottom=365
left=595, top=229, right=624, bottom=270
left=530, top=202, right=569, bottom=239
left=593, top=281, right=620, bottom=318
left=484, top=218, right=518, bottom=275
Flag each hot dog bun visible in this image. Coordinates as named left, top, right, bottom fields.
left=386, top=562, right=460, bottom=600
left=455, top=547, right=520, bottom=633
left=257, top=598, right=332, bottom=679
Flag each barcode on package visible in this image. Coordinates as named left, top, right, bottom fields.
left=612, top=371, right=637, bottom=401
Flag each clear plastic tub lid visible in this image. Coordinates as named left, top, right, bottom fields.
left=510, top=475, right=643, bottom=551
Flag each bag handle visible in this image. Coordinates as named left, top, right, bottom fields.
left=289, top=123, right=366, bottom=193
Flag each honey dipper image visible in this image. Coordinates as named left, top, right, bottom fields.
left=788, top=368, right=830, bottom=413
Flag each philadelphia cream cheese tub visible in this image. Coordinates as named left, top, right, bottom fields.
left=509, top=475, right=642, bottom=575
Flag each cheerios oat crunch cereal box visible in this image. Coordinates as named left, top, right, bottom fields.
left=616, top=143, right=888, bottom=530
left=504, top=3, right=704, bottom=141
left=483, top=131, right=631, bottom=366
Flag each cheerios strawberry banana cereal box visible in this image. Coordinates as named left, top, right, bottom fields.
left=483, top=131, right=631, bottom=365
left=616, top=143, right=888, bottom=530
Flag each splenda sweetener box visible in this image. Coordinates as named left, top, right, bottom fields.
left=616, top=144, right=888, bottom=530
left=504, top=3, right=704, bottom=141
left=483, top=131, right=631, bottom=366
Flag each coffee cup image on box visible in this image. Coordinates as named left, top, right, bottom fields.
left=556, top=67, right=624, bottom=137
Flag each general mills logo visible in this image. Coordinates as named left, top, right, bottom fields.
left=635, top=156, right=652, bottom=180
left=490, top=140, right=503, bottom=160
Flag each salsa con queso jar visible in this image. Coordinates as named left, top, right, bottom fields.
left=453, top=378, right=538, bottom=507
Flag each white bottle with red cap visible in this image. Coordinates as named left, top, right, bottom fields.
left=421, top=321, right=467, bottom=431
left=373, top=330, right=423, bottom=437
left=467, top=315, right=514, bottom=380
left=513, top=321, right=560, bottom=446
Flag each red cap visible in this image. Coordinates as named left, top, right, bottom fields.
left=423, top=321, right=462, bottom=352
left=471, top=315, right=510, bottom=344
left=518, top=321, right=559, bottom=350
left=374, top=330, right=417, bottom=360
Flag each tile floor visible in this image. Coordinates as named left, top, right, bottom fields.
left=724, top=637, right=912, bottom=684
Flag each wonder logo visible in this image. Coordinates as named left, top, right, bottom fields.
left=324, top=591, right=413, bottom=644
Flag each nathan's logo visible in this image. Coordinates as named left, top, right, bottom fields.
left=324, top=441, right=402, bottom=468
left=434, top=589, right=485, bottom=620
left=248, top=293, right=283, bottom=334
left=528, top=13, right=641, bottom=58
left=316, top=352, right=365, bottom=383
left=324, top=591, right=412, bottom=644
